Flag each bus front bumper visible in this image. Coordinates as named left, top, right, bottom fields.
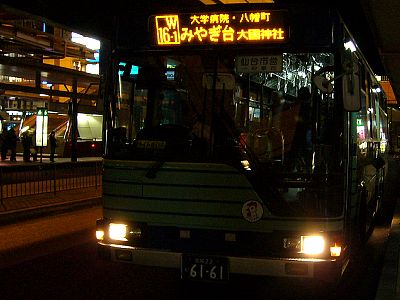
left=97, top=242, right=345, bottom=282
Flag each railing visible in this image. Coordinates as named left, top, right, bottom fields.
left=0, top=160, right=103, bottom=206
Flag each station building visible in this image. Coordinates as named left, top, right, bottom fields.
left=0, top=4, right=102, bottom=158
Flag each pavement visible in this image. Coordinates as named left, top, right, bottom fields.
left=0, top=186, right=102, bottom=225
left=0, top=155, right=398, bottom=299
left=0, top=155, right=102, bottom=225
left=376, top=198, right=400, bottom=300
left=375, top=155, right=400, bottom=300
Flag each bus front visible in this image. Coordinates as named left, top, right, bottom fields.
left=96, top=6, right=370, bottom=283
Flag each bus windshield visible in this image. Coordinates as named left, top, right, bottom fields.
left=107, top=51, right=344, bottom=218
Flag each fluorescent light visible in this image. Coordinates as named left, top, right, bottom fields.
left=71, top=32, right=100, bottom=50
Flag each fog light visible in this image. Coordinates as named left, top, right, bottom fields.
left=301, top=235, right=325, bottom=255
left=109, top=223, right=128, bottom=241
left=96, top=230, right=104, bottom=240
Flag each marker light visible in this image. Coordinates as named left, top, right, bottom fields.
left=96, top=230, right=104, bottom=240
left=301, top=235, right=325, bottom=255
left=330, top=243, right=342, bottom=257
left=109, top=223, right=128, bottom=241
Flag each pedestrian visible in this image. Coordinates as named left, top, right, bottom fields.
left=49, top=130, right=57, bottom=162
left=8, top=127, right=17, bottom=162
left=21, top=131, right=32, bottom=162
left=0, top=129, right=8, bottom=160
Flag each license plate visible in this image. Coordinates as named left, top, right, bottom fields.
left=181, top=254, right=229, bottom=281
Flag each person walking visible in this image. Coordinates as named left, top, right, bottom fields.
left=8, top=127, right=17, bottom=162
left=49, top=130, right=57, bottom=162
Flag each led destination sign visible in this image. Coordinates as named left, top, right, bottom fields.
left=150, top=10, right=288, bottom=46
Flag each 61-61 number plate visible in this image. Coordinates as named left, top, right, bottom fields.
left=181, top=254, right=229, bottom=281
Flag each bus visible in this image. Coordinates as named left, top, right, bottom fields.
left=95, top=3, right=388, bottom=284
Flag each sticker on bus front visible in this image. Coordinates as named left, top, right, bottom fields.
left=242, top=200, right=264, bottom=222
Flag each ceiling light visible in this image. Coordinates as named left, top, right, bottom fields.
left=344, top=41, right=356, bottom=52
left=1, top=23, right=14, bottom=28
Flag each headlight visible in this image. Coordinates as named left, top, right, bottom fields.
left=301, top=235, right=325, bottom=255
left=109, top=223, right=128, bottom=241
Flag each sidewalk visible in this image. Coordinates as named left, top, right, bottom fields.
left=375, top=155, right=400, bottom=299
left=375, top=198, right=400, bottom=299
left=0, top=156, right=103, bottom=225
left=0, top=186, right=102, bottom=225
